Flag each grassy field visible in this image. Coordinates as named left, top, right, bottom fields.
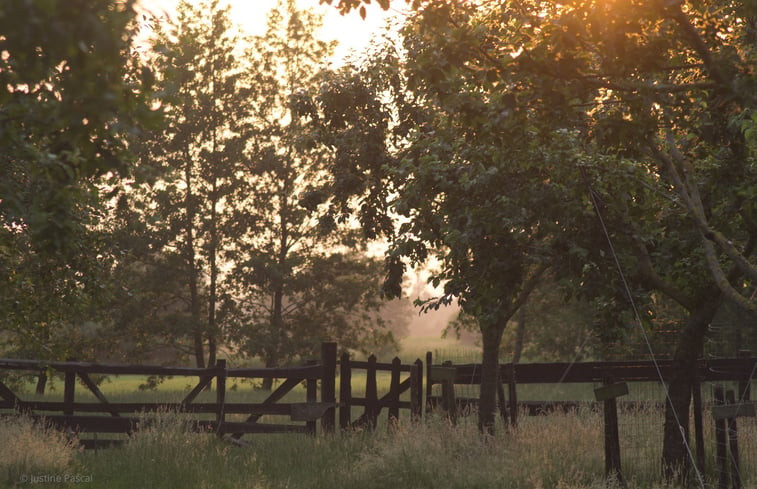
left=2, top=391, right=755, bottom=489
left=2, top=342, right=755, bottom=489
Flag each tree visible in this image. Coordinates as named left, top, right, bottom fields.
left=0, top=0, right=156, bottom=251
left=227, top=0, right=399, bottom=386
left=307, top=4, right=595, bottom=433
left=134, top=0, right=256, bottom=367
left=507, top=1, right=756, bottom=475
left=446, top=275, right=600, bottom=364
left=0, top=0, right=156, bottom=370
left=321, top=1, right=755, bottom=461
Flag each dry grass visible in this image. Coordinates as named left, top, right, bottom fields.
left=0, top=415, right=80, bottom=486
left=1, top=402, right=753, bottom=488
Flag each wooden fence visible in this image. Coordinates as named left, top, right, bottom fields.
left=338, top=353, right=423, bottom=430
left=1, top=340, right=754, bottom=484
left=426, top=351, right=756, bottom=487
left=0, top=343, right=338, bottom=448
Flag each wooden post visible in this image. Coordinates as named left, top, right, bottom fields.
left=366, top=354, right=378, bottom=430
left=215, top=359, right=226, bottom=433
left=410, top=358, right=423, bottom=422
left=508, top=365, right=518, bottom=428
left=714, top=385, right=729, bottom=489
left=339, top=352, right=351, bottom=430
left=692, top=380, right=706, bottom=475
left=441, top=361, right=457, bottom=425
left=595, top=379, right=627, bottom=487
left=63, top=368, right=75, bottom=417
left=388, top=357, right=401, bottom=427
left=306, top=360, right=318, bottom=436
left=737, top=350, right=751, bottom=402
left=321, top=342, right=337, bottom=434
left=498, top=364, right=509, bottom=425
left=725, top=390, right=741, bottom=489
left=425, top=351, right=433, bottom=412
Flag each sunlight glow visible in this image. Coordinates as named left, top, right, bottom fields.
left=137, top=0, right=403, bottom=66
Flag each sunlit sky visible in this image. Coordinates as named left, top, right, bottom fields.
left=137, top=0, right=406, bottom=66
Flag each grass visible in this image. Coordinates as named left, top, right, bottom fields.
left=2, top=402, right=755, bottom=489
left=2, top=344, right=755, bottom=489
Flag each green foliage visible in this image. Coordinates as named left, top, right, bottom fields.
left=226, top=0, right=400, bottom=369
left=0, top=0, right=156, bottom=251
left=109, top=0, right=258, bottom=366
left=0, top=0, right=156, bottom=361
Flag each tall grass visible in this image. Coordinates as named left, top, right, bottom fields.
left=0, top=416, right=80, bottom=487
left=5, top=406, right=747, bottom=489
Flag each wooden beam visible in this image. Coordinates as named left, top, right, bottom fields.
left=594, top=382, right=629, bottom=401
left=290, top=402, right=337, bottom=422
left=230, top=376, right=301, bottom=440
left=711, top=402, right=756, bottom=420
left=77, top=372, right=120, bottom=417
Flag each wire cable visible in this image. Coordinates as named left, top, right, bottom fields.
left=581, top=166, right=707, bottom=489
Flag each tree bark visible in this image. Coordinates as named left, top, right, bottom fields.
left=662, top=290, right=722, bottom=480
left=207, top=177, right=219, bottom=368
left=512, top=304, right=526, bottom=364
left=478, top=322, right=505, bottom=435
left=184, top=152, right=205, bottom=369
left=35, top=369, right=47, bottom=395
left=261, top=354, right=278, bottom=391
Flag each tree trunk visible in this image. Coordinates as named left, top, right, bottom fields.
left=35, top=369, right=47, bottom=395
left=207, top=178, right=219, bottom=369
left=184, top=150, right=205, bottom=369
left=478, top=323, right=504, bottom=435
left=261, top=354, right=277, bottom=391
left=512, top=304, right=526, bottom=364
left=662, top=290, right=722, bottom=480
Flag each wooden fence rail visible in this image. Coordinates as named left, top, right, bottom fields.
left=0, top=344, right=338, bottom=449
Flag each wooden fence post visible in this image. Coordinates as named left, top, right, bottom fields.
left=692, top=379, right=706, bottom=475
left=714, top=385, right=729, bottom=489
left=366, top=355, right=378, bottom=430
left=725, top=390, right=741, bottom=489
left=306, top=360, right=318, bottom=436
left=737, top=350, right=751, bottom=402
left=388, top=357, right=401, bottom=428
left=339, top=352, right=351, bottom=430
left=508, top=365, right=518, bottom=428
left=321, top=342, right=337, bottom=434
left=425, top=351, right=433, bottom=412
left=64, top=366, right=75, bottom=417
left=411, top=358, right=423, bottom=422
left=215, top=359, right=226, bottom=433
left=440, top=361, right=457, bottom=425
left=594, top=379, right=627, bottom=487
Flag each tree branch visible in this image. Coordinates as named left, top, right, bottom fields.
left=500, top=261, right=549, bottom=324
left=632, top=236, right=696, bottom=310
left=666, top=5, right=731, bottom=90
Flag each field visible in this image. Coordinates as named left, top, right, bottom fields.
left=2, top=368, right=755, bottom=489
left=2, top=340, right=754, bottom=489
left=0, top=406, right=673, bottom=489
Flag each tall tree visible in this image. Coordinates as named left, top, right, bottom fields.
left=228, top=0, right=398, bottom=386
left=307, top=7, right=590, bottom=433
left=321, top=1, right=756, bottom=454
left=136, top=0, right=255, bottom=367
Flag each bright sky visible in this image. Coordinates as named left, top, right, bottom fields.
left=137, top=0, right=406, bottom=66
